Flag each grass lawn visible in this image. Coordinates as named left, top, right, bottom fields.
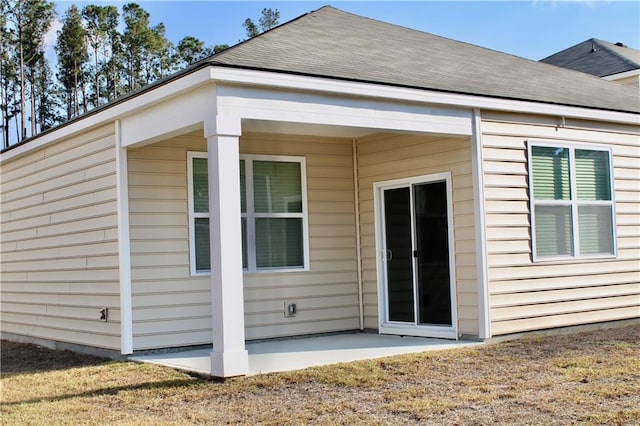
left=1, top=323, right=639, bottom=425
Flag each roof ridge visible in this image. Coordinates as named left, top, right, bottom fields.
left=204, top=6, right=328, bottom=63
left=592, top=39, right=640, bottom=70
left=321, top=5, right=565, bottom=73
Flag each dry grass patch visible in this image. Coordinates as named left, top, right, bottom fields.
left=2, top=323, right=639, bottom=425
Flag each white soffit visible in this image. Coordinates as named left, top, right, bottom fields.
left=242, top=120, right=376, bottom=138
left=120, top=86, right=215, bottom=148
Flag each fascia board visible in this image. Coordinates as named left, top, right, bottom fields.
left=602, top=69, right=640, bottom=80
left=208, top=67, right=640, bottom=126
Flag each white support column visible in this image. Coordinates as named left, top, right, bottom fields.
left=115, top=120, right=133, bottom=354
left=471, top=109, right=491, bottom=339
left=205, top=115, right=249, bottom=377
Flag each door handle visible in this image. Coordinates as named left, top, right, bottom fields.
left=386, top=249, right=393, bottom=262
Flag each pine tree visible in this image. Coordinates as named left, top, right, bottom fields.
left=34, top=56, right=60, bottom=131
left=243, top=18, right=259, bottom=39
left=258, top=8, right=280, bottom=32
left=105, top=19, right=124, bottom=101
left=244, top=8, right=280, bottom=39
left=5, top=0, right=56, bottom=140
left=82, top=4, right=119, bottom=108
left=0, top=1, right=19, bottom=148
left=213, top=44, right=229, bottom=54
left=56, top=4, right=88, bottom=119
left=23, top=0, right=55, bottom=137
left=175, top=36, right=210, bottom=68
left=143, top=22, right=174, bottom=83
left=122, top=3, right=153, bottom=91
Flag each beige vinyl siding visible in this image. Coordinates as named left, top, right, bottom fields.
left=356, top=133, right=479, bottom=336
left=128, top=131, right=360, bottom=349
left=481, top=112, right=640, bottom=336
left=611, top=74, right=640, bottom=88
left=0, top=125, right=120, bottom=350
left=241, top=133, right=359, bottom=339
left=128, top=134, right=209, bottom=350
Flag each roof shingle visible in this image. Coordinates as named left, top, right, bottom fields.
left=541, top=38, right=640, bottom=78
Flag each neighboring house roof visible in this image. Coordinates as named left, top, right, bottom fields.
left=541, top=38, right=640, bottom=78
left=208, top=6, right=639, bottom=114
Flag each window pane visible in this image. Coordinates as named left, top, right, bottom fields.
left=194, top=218, right=210, bottom=271
left=241, top=217, right=247, bottom=269
left=255, top=218, right=303, bottom=268
left=531, top=147, right=570, bottom=200
left=193, top=158, right=209, bottom=213
left=576, top=150, right=611, bottom=201
left=240, top=160, right=246, bottom=213
left=253, top=161, right=302, bottom=213
left=578, top=206, right=613, bottom=255
left=535, top=205, right=573, bottom=257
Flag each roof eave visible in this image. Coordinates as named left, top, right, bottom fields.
left=208, top=63, right=640, bottom=116
left=2, top=64, right=638, bottom=162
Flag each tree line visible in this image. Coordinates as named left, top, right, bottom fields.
left=1, top=1, right=279, bottom=149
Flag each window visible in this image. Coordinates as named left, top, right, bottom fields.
left=528, top=142, right=616, bottom=260
left=188, top=152, right=308, bottom=274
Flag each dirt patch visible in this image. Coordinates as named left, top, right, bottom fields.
left=1, top=340, right=111, bottom=375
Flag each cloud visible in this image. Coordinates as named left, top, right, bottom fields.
left=43, top=18, right=63, bottom=65
left=44, top=18, right=63, bottom=48
left=532, top=0, right=611, bottom=9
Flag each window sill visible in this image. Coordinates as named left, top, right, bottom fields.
left=244, top=266, right=310, bottom=275
left=191, top=266, right=310, bottom=277
left=531, top=254, right=618, bottom=264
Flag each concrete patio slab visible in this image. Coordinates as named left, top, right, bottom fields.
left=130, top=333, right=481, bottom=376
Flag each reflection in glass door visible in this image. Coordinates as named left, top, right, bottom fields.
left=413, top=181, right=452, bottom=325
left=383, top=187, right=414, bottom=322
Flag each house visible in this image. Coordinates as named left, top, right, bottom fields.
left=1, top=6, right=638, bottom=377
left=541, top=38, right=640, bottom=87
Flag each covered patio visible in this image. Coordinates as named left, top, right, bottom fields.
left=130, top=333, right=481, bottom=376
left=119, top=69, right=481, bottom=377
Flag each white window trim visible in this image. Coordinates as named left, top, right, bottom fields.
left=187, top=151, right=207, bottom=276
left=188, top=151, right=309, bottom=276
left=527, top=140, right=617, bottom=262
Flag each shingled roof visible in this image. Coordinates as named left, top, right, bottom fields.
left=541, top=38, right=640, bottom=78
left=208, top=6, right=639, bottom=114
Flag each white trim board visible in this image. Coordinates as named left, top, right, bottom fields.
left=471, top=109, right=491, bottom=339
left=602, top=69, right=640, bottom=81
left=115, top=120, right=133, bottom=354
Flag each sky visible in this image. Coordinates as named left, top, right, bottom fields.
left=50, top=0, right=640, bottom=62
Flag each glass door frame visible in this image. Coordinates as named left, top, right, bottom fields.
left=374, top=172, right=458, bottom=339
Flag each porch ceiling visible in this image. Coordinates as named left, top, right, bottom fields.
left=169, top=121, right=422, bottom=142
left=242, top=119, right=379, bottom=138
